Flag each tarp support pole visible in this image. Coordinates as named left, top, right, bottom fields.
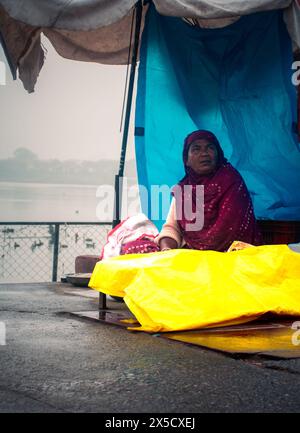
left=113, top=0, right=143, bottom=228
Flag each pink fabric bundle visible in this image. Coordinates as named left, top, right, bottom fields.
left=120, top=236, right=160, bottom=255
left=100, top=214, right=159, bottom=259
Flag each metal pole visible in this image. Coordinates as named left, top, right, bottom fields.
left=52, top=223, right=60, bottom=282
left=113, top=0, right=143, bottom=228
left=99, top=292, right=107, bottom=311
left=113, top=174, right=121, bottom=228
left=104, top=1, right=144, bottom=312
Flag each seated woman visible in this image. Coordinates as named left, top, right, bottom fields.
left=156, top=130, right=262, bottom=252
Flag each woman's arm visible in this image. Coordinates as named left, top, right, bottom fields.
left=156, top=198, right=183, bottom=250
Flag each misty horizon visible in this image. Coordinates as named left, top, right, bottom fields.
left=0, top=35, right=137, bottom=163
left=0, top=147, right=137, bottom=186
left=0, top=146, right=132, bottom=163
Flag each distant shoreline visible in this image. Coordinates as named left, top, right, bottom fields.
left=0, top=150, right=136, bottom=187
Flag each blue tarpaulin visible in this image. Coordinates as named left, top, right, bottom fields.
left=135, top=6, right=300, bottom=230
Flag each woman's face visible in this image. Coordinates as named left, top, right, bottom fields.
left=186, top=139, right=218, bottom=175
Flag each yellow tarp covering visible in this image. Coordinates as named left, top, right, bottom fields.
left=89, top=245, right=300, bottom=333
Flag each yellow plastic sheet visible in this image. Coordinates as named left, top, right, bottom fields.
left=89, top=245, right=300, bottom=333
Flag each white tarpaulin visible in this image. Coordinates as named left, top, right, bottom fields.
left=0, top=0, right=295, bottom=29
left=155, top=0, right=293, bottom=19
left=0, top=0, right=299, bottom=92
left=0, top=0, right=137, bottom=30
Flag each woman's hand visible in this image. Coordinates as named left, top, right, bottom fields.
left=159, top=237, right=178, bottom=251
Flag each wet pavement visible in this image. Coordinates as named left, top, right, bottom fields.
left=0, top=282, right=300, bottom=413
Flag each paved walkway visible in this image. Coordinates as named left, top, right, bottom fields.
left=0, top=282, right=300, bottom=413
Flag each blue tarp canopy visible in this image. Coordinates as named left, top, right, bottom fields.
left=135, top=5, right=300, bottom=229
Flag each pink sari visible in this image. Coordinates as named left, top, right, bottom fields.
left=174, top=162, right=262, bottom=252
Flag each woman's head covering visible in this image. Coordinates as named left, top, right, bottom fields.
left=182, top=130, right=226, bottom=174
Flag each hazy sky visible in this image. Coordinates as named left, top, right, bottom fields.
left=0, top=35, right=137, bottom=162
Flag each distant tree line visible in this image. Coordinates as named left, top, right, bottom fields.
left=0, top=148, right=137, bottom=185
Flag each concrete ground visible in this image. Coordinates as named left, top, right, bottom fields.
left=0, top=282, right=300, bottom=413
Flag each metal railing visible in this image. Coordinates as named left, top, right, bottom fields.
left=0, top=222, right=112, bottom=283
